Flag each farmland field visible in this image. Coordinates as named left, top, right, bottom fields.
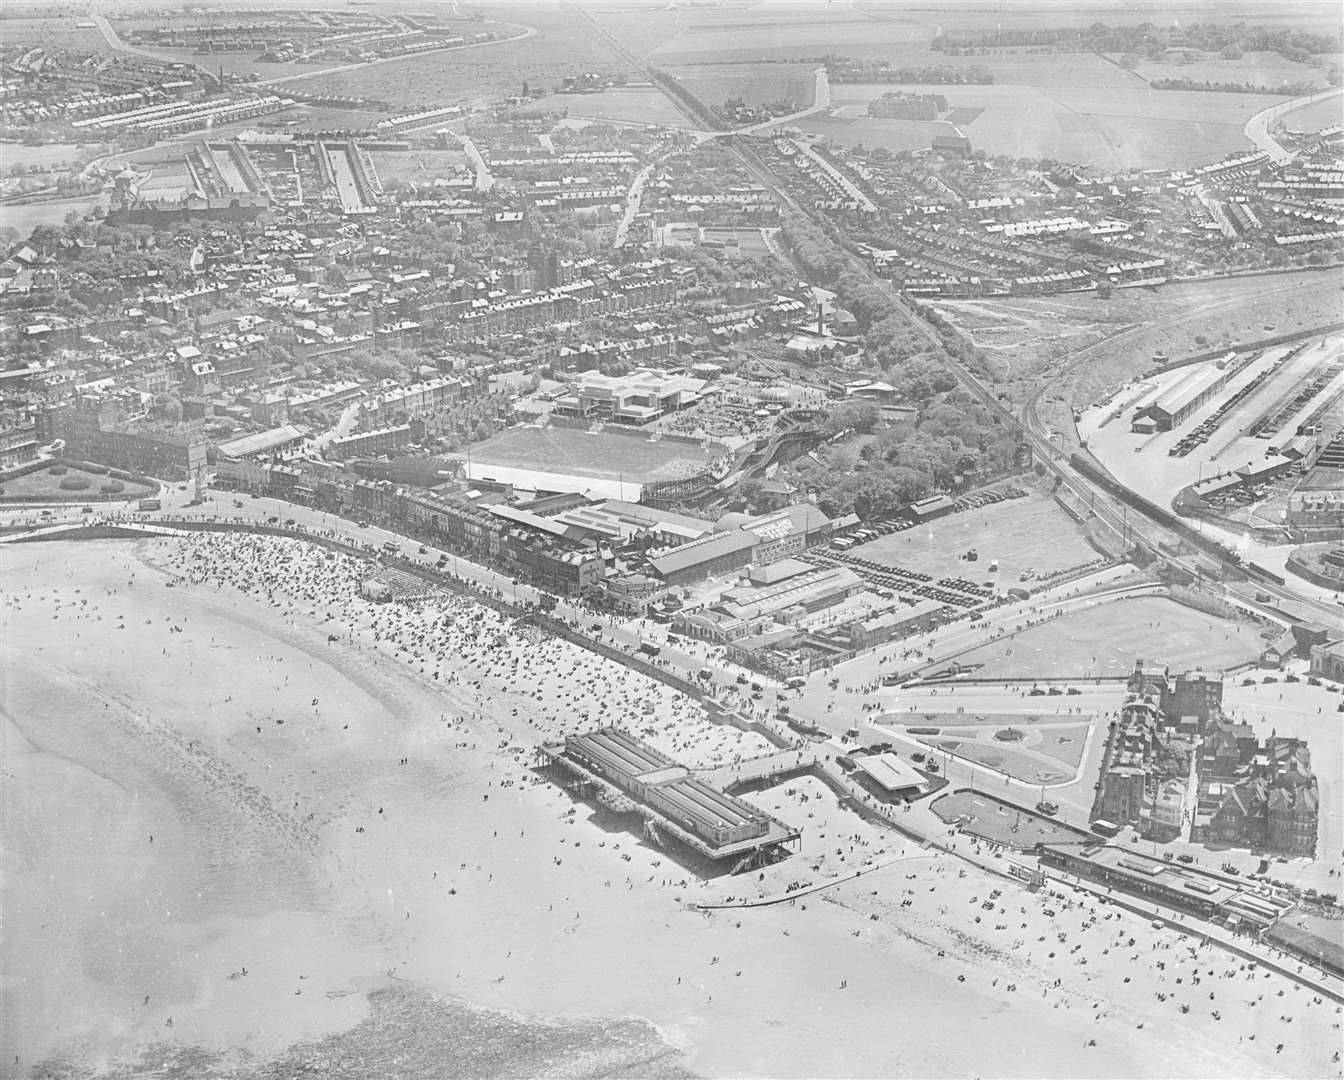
left=0, top=15, right=109, bottom=51
left=288, top=5, right=630, bottom=109
left=1, top=197, right=106, bottom=235
left=0, top=142, right=111, bottom=174
left=895, top=1, right=1343, bottom=38
left=850, top=492, right=1099, bottom=586
left=451, top=426, right=718, bottom=483
left=814, top=80, right=1289, bottom=170
left=647, top=13, right=933, bottom=65
left=514, top=86, right=695, bottom=129
left=587, top=4, right=689, bottom=60
left=665, top=63, right=817, bottom=112
left=950, top=596, right=1261, bottom=679
left=1278, top=90, right=1344, bottom=129
left=1127, top=50, right=1342, bottom=91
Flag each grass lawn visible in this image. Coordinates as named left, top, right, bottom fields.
left=851, top=492, right=1098, bottom=586
left=0, top=465, right=154, bottom=501
left=920, top=721, right=1091, bottom=770
left=952, top=596, right=1260, bottom=679
left=931, top=789, right=1084, bottom=849
left=933, top=739, right=1074, bottom=784
left=457, top=426, right=717, bottom=483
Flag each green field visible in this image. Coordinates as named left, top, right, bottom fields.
left=1279, top=91, right=1344, bottom=130
left=0, top=142, right=111, bottom=174
left=1128, top=50, right=1341, bottom=91
left=647, top=10, right=931, bottom=64
left=515, top=86, right=695, bottom=128
left=0, top=16, right=109, bottom=52
left=852, top=492, right=1098, bottom=586
left=666, top=63, right=817, bottom=112
left=457, top=426, right=717, bottom=483
left=814, top=78, right=1288, bottom=170
left=0, top=197, right=106, bottom=235
left=952, top=596, right=1260, bottom=679
left=290, top=6, right=630, bottom=109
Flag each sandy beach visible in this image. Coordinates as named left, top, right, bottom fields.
left=2, top=534, right=1340, bottom=1078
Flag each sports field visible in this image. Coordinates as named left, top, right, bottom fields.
left=951, top=595, right=1260, bottom=679
left=459, top=426, right=717, bottom=483
left=851, top=492, right=1098, bottom=586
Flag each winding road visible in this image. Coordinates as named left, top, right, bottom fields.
left=1244, top=86, right=1343, bottom=165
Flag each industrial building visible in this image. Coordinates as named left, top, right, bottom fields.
left=551, top=368, right=709, bottom=426
left=1140, top=364, right=1230, bottom=432
left=539, top=728, right=800, bottom=871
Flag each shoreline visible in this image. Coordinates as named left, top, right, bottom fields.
left=3, top=534, right=1340, bottom=1078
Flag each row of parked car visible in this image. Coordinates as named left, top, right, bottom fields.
left=953, top=487, right=1025, bottom=512
left=826, top=553, right=984, bottom=609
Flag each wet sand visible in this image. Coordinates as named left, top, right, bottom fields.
left=2, top=535, right=1339, bottom=1078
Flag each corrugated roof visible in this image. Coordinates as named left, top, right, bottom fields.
left=649, top=530, right=756, bottom=576
left=215, top=424, right=307, bottom=458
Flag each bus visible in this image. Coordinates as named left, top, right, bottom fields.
left=138, top=498, right=161, bottom=511
left=639, top=641, right=661, bottom=657
left=1090, top=819, right=1122, bottom=838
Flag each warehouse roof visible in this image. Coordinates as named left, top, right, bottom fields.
left=214, top=423, right=307, bottom=459
left=1150, top=363, right=1225, bottom=418
left=648, top=529, right=756, bottom=577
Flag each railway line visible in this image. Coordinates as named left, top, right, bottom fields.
left=576, top=4, right=1340, bottom=626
